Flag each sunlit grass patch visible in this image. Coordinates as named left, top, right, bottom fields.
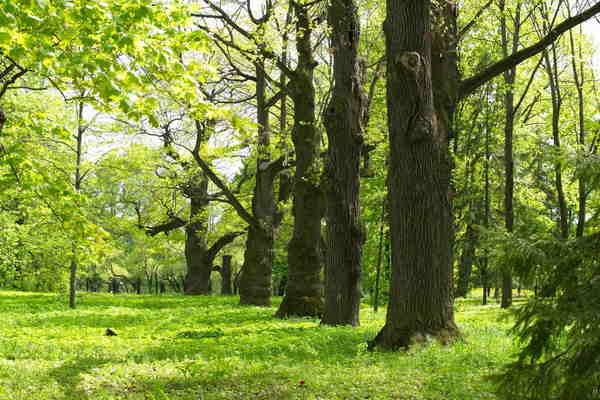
left=0, top=290, right=516, bottom=399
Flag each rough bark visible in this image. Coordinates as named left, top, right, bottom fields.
left=276, top=2, right=325, bottom=319
left=184, top=183, right=211, bottom=295
left=321, top=0, right=364, bottom=326
left=371, top=0, right=458, bottom=349
left=239, top=60, right=278, bottom=306
left=239, top=223, right=273, bottom=305
left=219, top=255, right=233, bottom=295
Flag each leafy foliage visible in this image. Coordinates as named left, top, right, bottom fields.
left=495, top=233, right=600, bottom=399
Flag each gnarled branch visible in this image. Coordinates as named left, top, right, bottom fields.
left=144, top=216, right=187, bottom=236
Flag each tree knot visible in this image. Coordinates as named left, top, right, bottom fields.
left=397, top=51, right=423, bottom=75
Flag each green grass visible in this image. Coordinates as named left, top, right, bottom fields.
left=0, top=290, right=523, bottom=400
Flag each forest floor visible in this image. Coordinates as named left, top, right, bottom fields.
left=0, top=290, right=524, bottom=400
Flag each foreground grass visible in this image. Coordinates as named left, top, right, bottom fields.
left=0, top=290, right=520, bottom=400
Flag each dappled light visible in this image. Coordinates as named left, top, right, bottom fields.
left=1, top=0, right=599, bottom=397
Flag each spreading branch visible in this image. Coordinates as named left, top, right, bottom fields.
left=144, top=216, right=187, bottom=236
left=458, top=0, right=494, bottom=40
left=207, top=231, right=245, bottom=263
left=459, top=1, right=600, bottom=99
left=191, top=122, right=258, bottom=228
left=0, top=57, right=28, bottom=99
left=193, top=2, right=296, bottom=79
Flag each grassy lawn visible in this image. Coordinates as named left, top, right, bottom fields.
left=0, top=291, right=521, bottom=400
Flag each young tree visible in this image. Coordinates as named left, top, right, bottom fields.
left=568, top=23, right=589, bottom=238
left=498, top=0, right=522, bottom=309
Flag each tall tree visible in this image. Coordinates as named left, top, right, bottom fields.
left=138, top=111, right=244, bottom=296
left=370, top=0, right=600, bottom=349
left=276, top=1, right=326, bottom=318
left=568, top=23, right=588, bottom=238
left=321, top=0, right=365, bottom=326
left=370, top=0, right=458, bottom=348
left=69, top=98, right=86, bottom=308
left=193, top=2, right=288, bottom=306
left=499, top=0, right=522, bottom=309
left=539, top=18, right=569, bottom=240
left=238, top=56, right=280, bottom=306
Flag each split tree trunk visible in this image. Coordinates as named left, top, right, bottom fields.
left=321, top=0, right=364, bottom=326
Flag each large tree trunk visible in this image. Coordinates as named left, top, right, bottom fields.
left=371, top=0, right=458, bottom=349
left=239, top=60, right=277, bottom=306
left=366, top=0, right=600, bottom=350
left=180, top=121, right=244, bottom=295
left=276, top=3, right=325, bottom=318
left=240, top=223, right=273, bottom=305
left=184, top=185, right=211, bottom=295
left=321, top=0, right=364, bottom=326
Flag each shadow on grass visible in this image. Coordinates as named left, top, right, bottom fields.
left=0, top=291, right=267, bottom=313
left=418, top=350, right=502, bottom=400
left=125, top=366, right=300, bottom=400
left=132, top=324, right=371, bottom=364
left=79, top=293, right=273, bottom=311
left=16, top=313, right=152, bottom=330
left=15, top=307, right=281, bottom=331
left=49, top=357, right=114, bottom=400
left=0, top=293, right=68, bottom=313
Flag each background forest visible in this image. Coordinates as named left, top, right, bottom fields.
left=1, top=0, right=600, bottom=398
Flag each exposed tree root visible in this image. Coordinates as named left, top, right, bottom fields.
left=368, top=323, right=461, bottom=351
